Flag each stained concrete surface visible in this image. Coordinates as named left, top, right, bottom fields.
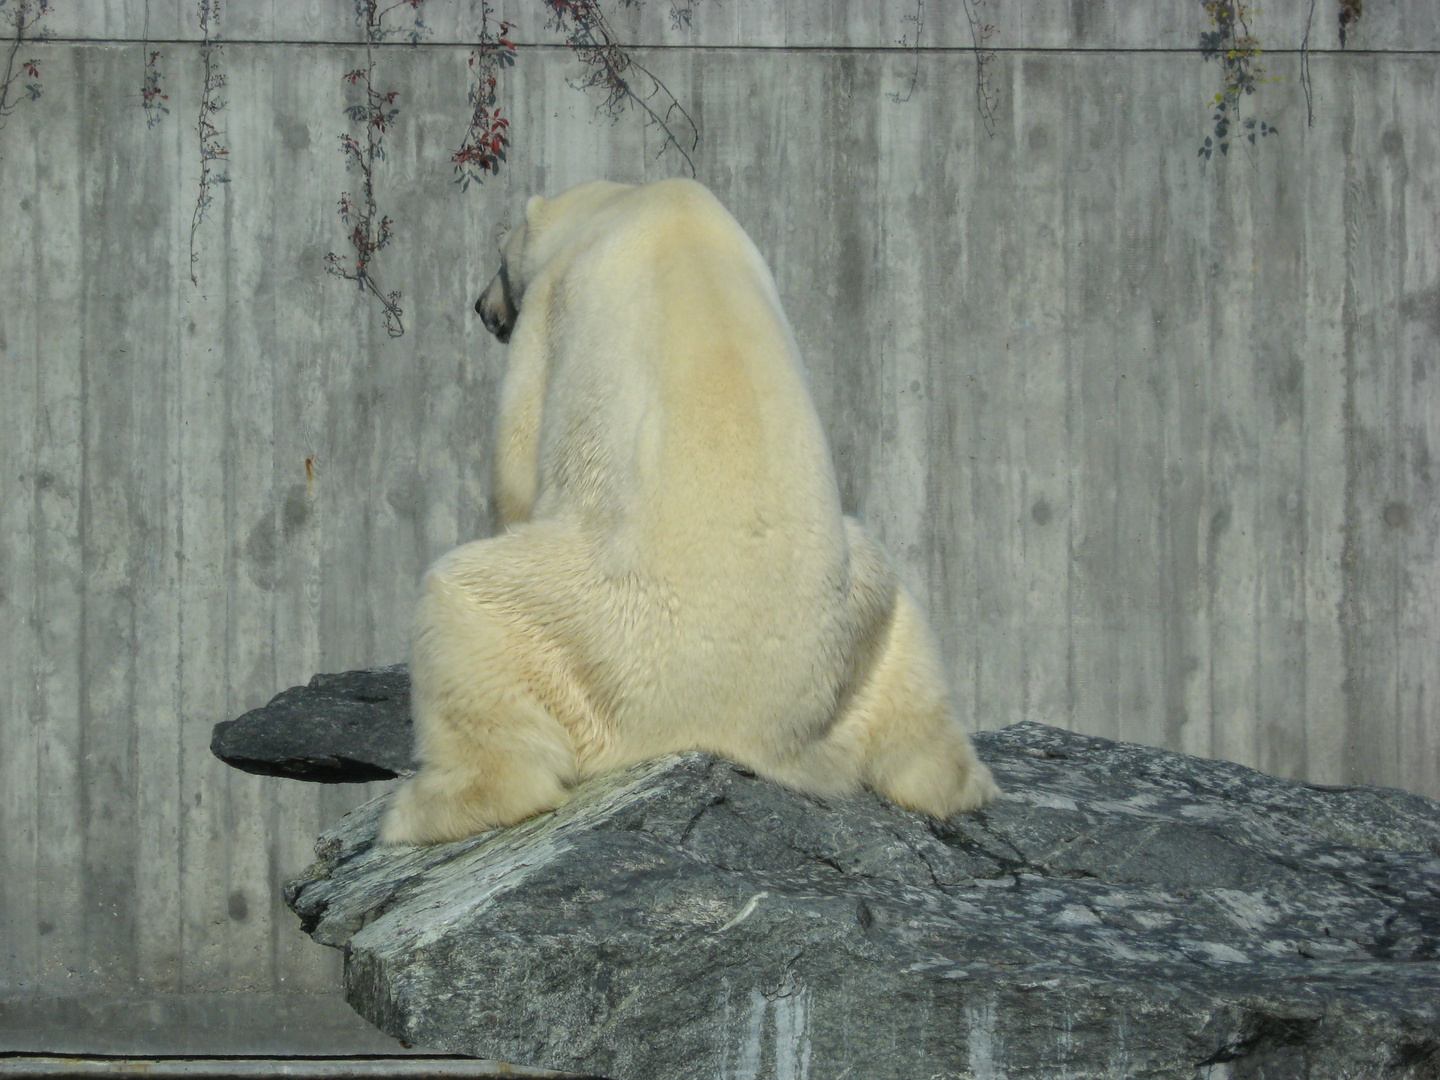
left=1, top=0, right=1437, bottom=1056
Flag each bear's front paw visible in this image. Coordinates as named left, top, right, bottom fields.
left=950, top=758, right=1002, bottom=813
left=377, top=766, right=572, bottom=845
left=377, top=775, right=484, bottom=846
left=871, top=742, right=1001, bottom=819
left=377, top=778, right=429, bottom=846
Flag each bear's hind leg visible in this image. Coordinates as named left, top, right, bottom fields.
left=842, top=587, right=1000, bottom=818
left=380, top=554, right=581, bottom=845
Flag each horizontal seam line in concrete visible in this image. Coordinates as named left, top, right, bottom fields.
left=26, top=39, right=1440, bottom=55
left=0, top=1058, right=534, bottom=1079
left=0, top=1056, right=522, bottom=1065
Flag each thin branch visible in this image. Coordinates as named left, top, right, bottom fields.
left=890, top=0, right=923, bottom=105
left=961, top=0, right=998, bottom=137
left=0, top=28, right=21, bottom=122
left=1300, top=0, right=1316, bottom=126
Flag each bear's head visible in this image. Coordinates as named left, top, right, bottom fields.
left=474, top=211, right=527, bottom=343
left=474, top=181, right=637, bottom=343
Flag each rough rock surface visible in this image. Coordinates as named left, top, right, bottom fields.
left=284, top=720, right=1440, bottom=1080
left=211, top=665, right=415, bottom=781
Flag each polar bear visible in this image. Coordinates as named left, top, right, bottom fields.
left=380, top=179, right=998, bottom=845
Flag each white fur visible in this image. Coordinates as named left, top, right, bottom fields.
left=381, top=179, right=999, bottom=845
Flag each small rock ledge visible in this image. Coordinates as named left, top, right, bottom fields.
left=212, top=665, right=414, bottom=781
left=264, top=675, right=1440, bottom=1080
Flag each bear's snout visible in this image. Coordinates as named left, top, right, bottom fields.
left=476, top=268, right=517, bottom=343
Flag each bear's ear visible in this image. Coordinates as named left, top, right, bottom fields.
left=524, top=194, right=547, bottom=227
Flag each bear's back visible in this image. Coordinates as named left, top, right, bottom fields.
left=531, top=181, right=847, bottom=584
left=516, top=182, right=873, bottom=744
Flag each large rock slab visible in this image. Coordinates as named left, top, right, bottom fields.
left=284, top=721, right=1440, bottom=1080
left=211, top=665, right=415, bottom=782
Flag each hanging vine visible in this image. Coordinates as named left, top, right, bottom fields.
left=1197, top=0, right=1276, bottom=161
left=324, top=0, right=427, bottom=337
left=450, top=0, right=516, bottom=191
left=543, top=0, right=699, bottom=175
left=1300, top=0, right=1317, bottom=127
left=1300, top=0, right=1366, bottom=128
left=665, top=3, right=696, bottom=29
left=890, top=0, right=924, bottom=105
left=308, top=0, right=1009, bottom=333
left=962, top=0, right=999, bottom=137
left=138, top=1, right=168, bottom=128
left=190, top=0, right=229, bottom=285
left=141, top=49, right=168, bottom=127
left=0, top=0, right=49, bottom=147
left=890, top=0, right=996, bottom=133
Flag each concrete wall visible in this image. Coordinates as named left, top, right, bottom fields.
left=2, top=0, right=1437, bottom=1055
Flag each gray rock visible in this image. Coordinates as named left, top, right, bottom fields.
left=285, top=722, right=1440, bottom=1080
left=211, top=665, right=416, bottom=782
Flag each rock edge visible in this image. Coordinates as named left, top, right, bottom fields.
left=284, top=719, right=1440, bottom=1080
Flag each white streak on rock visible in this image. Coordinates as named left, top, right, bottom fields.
left=714, top=892, right=770, bottom=935
left=965, top=996, right=1007, bottom=1080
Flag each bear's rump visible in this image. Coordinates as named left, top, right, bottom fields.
left=549, top=519, right=898, bottom=771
